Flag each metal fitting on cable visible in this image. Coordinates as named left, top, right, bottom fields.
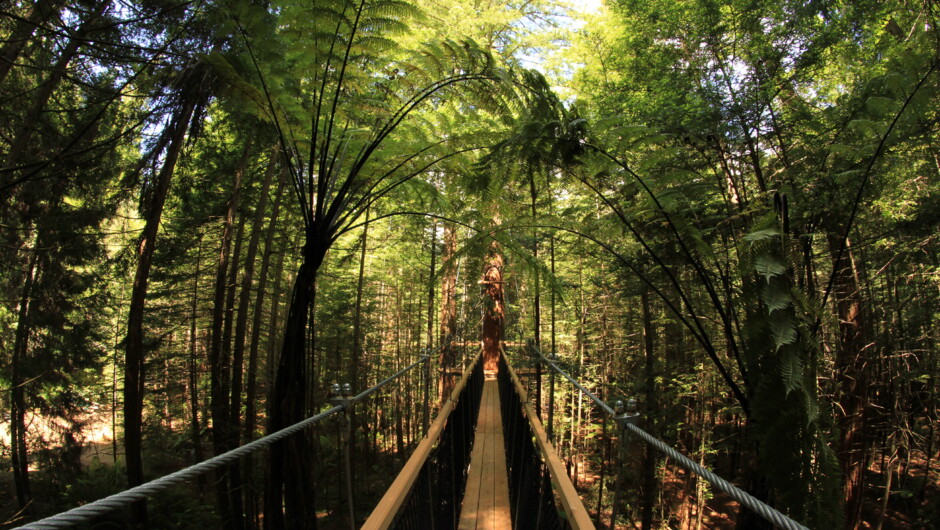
left=613, top=398, right=640, bottom=427
left=328, top=382, right=356, bottom=410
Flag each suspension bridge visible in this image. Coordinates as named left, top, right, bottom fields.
left=17, top=312, right=809, bottom=530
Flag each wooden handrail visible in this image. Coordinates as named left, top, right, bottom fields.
left=362, top=350, right=483, bottom=530
left=503, top=351, right=595, bottom=530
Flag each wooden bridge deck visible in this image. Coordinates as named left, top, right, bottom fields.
left=458, top=375, right=512, bottom=529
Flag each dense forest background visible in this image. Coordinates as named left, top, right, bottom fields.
left=1, top=0, right=938, bottom=528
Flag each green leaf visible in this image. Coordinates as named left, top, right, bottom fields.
left=779, top=353, right=803, bottom=394
left=847, top=118, right=882, bottom=136
left=883, top=72, right=908, bottom=94
left=829, top=143, right=860, bottom=159
left=866, top=96, right=896, bottom=116
left=770, top=318, right=798, bottom=351
left=754, top=255, right=786, bottom=282
left=744, top=228, right=781, bottom=242
left=761, top=284, right=792, bottom=313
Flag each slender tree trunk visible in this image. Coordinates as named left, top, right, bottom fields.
left=827, top=233, right=871, bottom=530
left=232, top=148, right=276, bottom=433
left=124, top=94, right=197, bottom=523
left=189, top=235, right=205, bottom=465
left=209, top=144, right=247, bottom=529
left=242, top=175, right=285, bottom=530
left=426, top=221, right=436, bottom=351
left=423, top=221, right=436, bottom=431
left=225, top=147, right=275, bottom=530
left=222, top=214, right=247, bottom=424
left=347, top=205, right=369, bottom=523
left=10, top=250, right=39, bottom=511
left=530, top=176, right=542, bottom=416
left=394, top=279, right=406, bottom=458
left=351, top=206, right=370, bottom=403
left=641, top=290, right=657, bottom=530
left=245, top=175, right=285, bottom=444
left=437, top=223, right=458, bottom=404
left=548, top=235, right=556, bottom=439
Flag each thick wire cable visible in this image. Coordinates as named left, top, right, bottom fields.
left=19, top=351, right=434, bottom=530
left=534, top=348, right=810, bottom=530
left=15, top=405, right=342, bottom=529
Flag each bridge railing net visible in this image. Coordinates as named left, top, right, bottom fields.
left=497, top=353, right=569, bottom=529
left=379, top=352, right=484, bottom=530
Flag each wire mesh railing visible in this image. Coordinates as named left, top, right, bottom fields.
left=498, top=350, right=594, bottom=529
left=362, top=350, right=484, bottom=529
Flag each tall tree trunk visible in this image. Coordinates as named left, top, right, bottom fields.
left=640, top=290, right=658, bottom=530
left=423, top=221, right=436, bottom=431
left=394, top=279, right=406, bottom=458
left=529, top=175, right=542, bottom=416
left=351, top=205, right=370, bottom=398
left=437, top=223, right=458, bottom=404
left=124, top=94, right=198, bottom=523
left=10, top=250, right=39, bottom=511
left=243, top=172, right=285, bottom=530
left=189, top=235, right=205, bottom=465
left=244, top=174, right=285, bottom=444
left=827, top=233, right=871, bottom=530
left=232, top=148, right=276, bottom=433
left=548, top=235, right=556, bottom=439
left=265, top=240, right=325, bottom=530
left=209, top=144, right=247, bottom=529
left=227, top=147, right=275, bottom=530
left=481, top=241, right=504, bottom=373
left=426, top=221, right=436, bottom=351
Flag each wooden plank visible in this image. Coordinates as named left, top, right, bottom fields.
left=504, top=358, right=595, bottom=530
left=479, top=427, right=496, bottom=528
left=458, top=380, right=512, bottom=530
left=458, top=432, right=484, bottom=530
left=458, top=385, right=487, bottom=530
left=492, top=408, right=512, bottom=528
left=363, top=351, right=483, bottom=530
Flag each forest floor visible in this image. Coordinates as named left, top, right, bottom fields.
left=583, top=453, right=938, bottom=529
left=859, top=452, right=939, bottom=529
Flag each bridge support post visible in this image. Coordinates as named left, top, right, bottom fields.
left=609, top=399, right=640, bottom=529
left=547, top=352, right=556, bottom=441
left=329, top=386, right=357, bottom=530
left=422, top=348, right=431, bottom=436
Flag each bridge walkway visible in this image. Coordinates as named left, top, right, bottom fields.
left=457, top=374, right=511, bottom=529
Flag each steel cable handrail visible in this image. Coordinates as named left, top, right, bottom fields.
left=18, top=352, right=435, bottom=529
left=530, top=345, right=810, bottom=530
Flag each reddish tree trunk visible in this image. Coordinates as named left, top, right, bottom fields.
left=481, top=241, right=504, bottom=373
left=828, top=234, right=870, bottom=529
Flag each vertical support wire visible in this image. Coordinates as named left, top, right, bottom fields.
left=363, top=350, right=484, bottom=529
left=497, top=353, right=567, bottom=529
